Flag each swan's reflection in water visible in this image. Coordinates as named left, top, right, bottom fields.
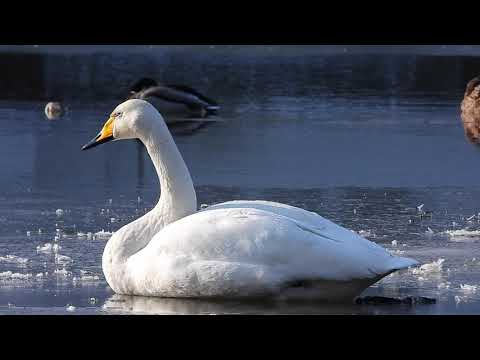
left=101, top=293, right=427, bottom=315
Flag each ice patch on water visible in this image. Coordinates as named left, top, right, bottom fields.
left=411, top=258, right=445, bottom=275
left=0, top=271, right=33, bottom=280
left=443, top=229, right=480, bottom=241
left=438, top=282, right=451, bottom=289
left=94, top=230, right=113, bottom=240
left=55, top=254, right=72, bottom=265
left=36, top=242, right=62, bottom=253
left=460, top=284, right=478, bottom=293
left=84, top=232, right=93, bottom=240
left=36, top=243, right=52, bottom=253
left=54, top=268, right=72, bottom=277
left=358, top=229, right=375, bottom=238
left=0, top=255, right=29, bottom=265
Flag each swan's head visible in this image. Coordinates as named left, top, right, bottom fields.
left=82, top=99, right=165, bottom=150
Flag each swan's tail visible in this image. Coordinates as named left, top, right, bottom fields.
left=387, top=256, right=419, bottom=272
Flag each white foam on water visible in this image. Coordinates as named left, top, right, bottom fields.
left=460, top=284, right=478, bottom=293
left=391, top=240, right=398, bottom=247
left=411, top=258, right=445, bottom=275
left=0, top=255, right=29, bottom=265
left=56, top=209, right=64, bottom=217
left=455, top=295, right=463, bottom=305
left=66, top=305, right=76, bottom=312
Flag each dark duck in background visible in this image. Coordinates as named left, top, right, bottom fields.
left=128, top=78, right=220, bottom=122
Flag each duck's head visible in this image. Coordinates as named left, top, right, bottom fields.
left=465, top=76, right=480, bottom=99
left=82, top=99, right=165, bottom=150
left=129, top=78, right=158, bottom=95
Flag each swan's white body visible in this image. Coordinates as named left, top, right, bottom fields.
left=93, top=100, right=418, bottom=302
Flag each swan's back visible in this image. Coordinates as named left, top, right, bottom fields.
left=126, top=203, right=417, bottom=299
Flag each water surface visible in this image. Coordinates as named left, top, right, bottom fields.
left=1, top=46, right=480, bottom=314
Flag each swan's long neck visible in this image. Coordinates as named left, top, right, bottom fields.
left=103, top=117, right=197, bottom=288
left=144, top=122, right=197, bottom=223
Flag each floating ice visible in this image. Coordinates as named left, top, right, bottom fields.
left=0, top=255, right=29, bottom=265
left=81, top=275, right=100, bottom=281
left=460, top=284, right=478, bottom=293
left=66, top=305, right=76, bottom=312
left=94, top=230, right=113, bottom=240
left=55, top=209, right=64, bottom=217
left=411, top=258, right=445, bottom=275
left=438, top=282, right=450, bottom=289
left=0, top=271, right=33, bottom=280
left=444, top=229, right=480, bottom=239
left=55, top=254, right=72, bottom=265
left=36, top=243, right=52, bottom=253
left=54, top=268, right=72, bottom=277
left=358, top=230, right=375, bottom=238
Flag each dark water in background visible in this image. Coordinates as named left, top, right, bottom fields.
left=2, top=45, right=480, bottom=314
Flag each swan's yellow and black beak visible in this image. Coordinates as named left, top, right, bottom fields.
left=82, top=116, right=115, bottom=151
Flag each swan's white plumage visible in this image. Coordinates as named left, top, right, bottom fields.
left=92, top=99, right=418, bottom=301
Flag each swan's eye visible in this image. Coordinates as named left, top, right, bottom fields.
left=113, top=112, right=123, bottom=118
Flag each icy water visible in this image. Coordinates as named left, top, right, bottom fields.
left=2, top=46, right=480, bottom=314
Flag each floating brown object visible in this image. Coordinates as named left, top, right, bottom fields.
left=460, top=76, right=480, bottom=144
left=44, top=101, right=64, bottom=120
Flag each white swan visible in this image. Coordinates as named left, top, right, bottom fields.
left=82, top=99, right=418, bottom=302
